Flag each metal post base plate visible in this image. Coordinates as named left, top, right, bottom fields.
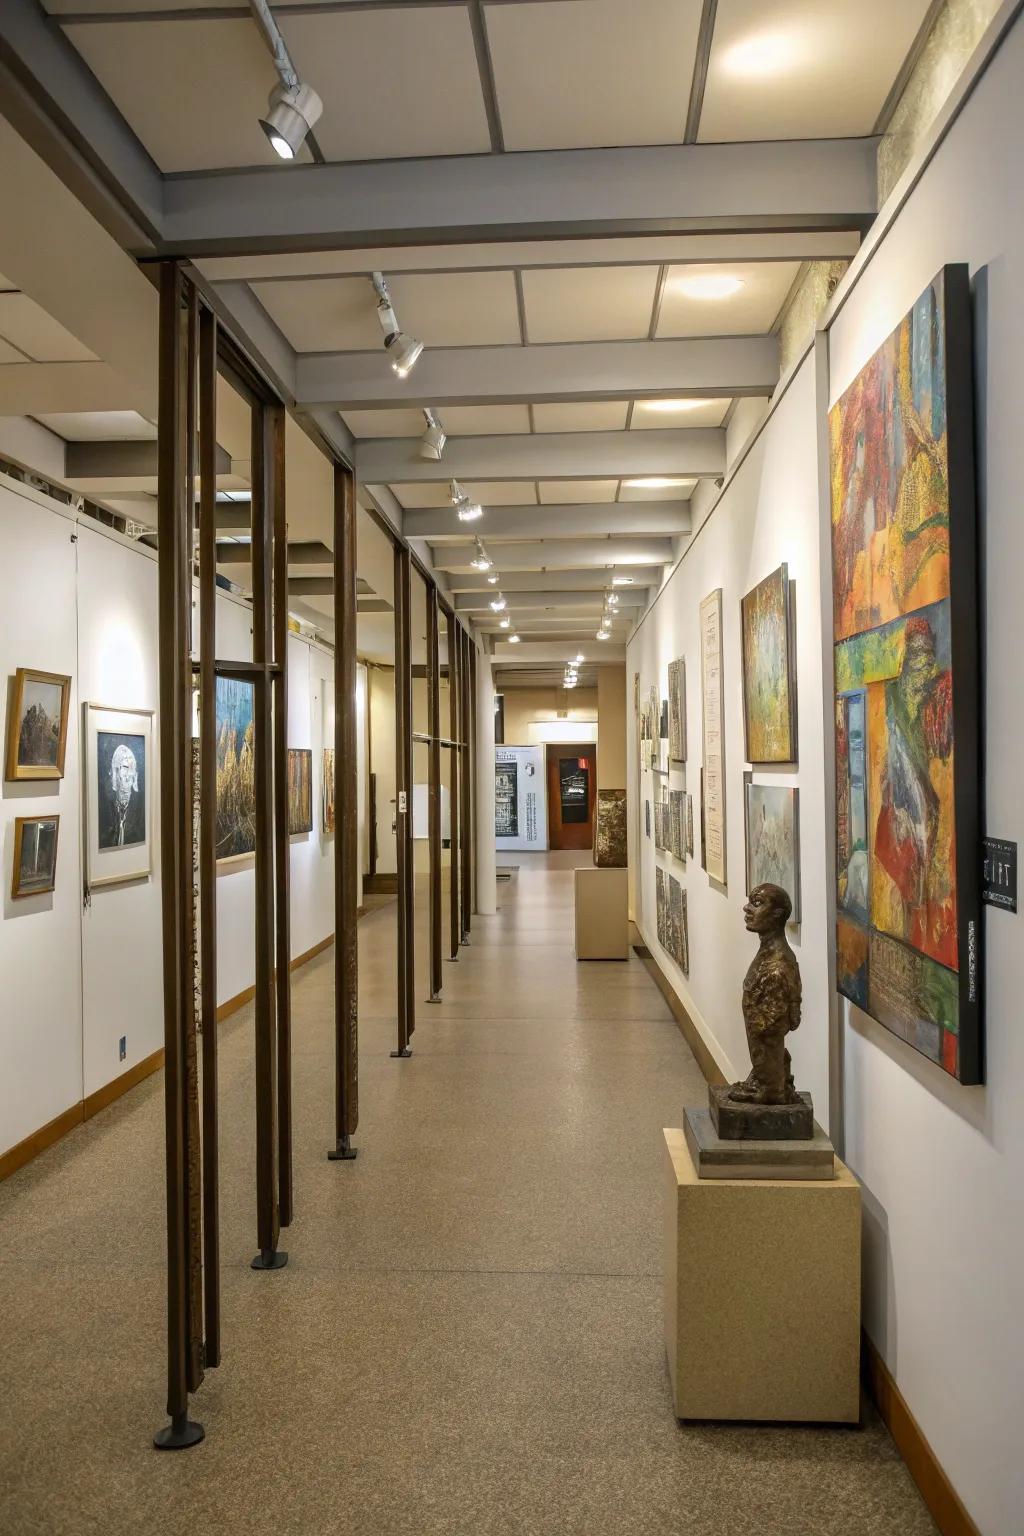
left=154, top=1415, right=204, bottom=1450
left=390, top=1048, right=413, bottom=1058
left=328, top=1137, right=358, bottom=1161
left=251, top=1248, right=288, bottom=1270
left=427, top=993, right=442, bottom=1005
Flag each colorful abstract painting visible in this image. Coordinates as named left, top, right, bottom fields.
left=741, top=564, right=796, bottom=763
left=829, top=265, right=980, bottom=1082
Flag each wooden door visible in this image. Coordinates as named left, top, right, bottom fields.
left=546, top=743, right=596, bottom=850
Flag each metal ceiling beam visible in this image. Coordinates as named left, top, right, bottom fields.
left=404, top=502, right=689, bottom=540
left=456, top=590, right=645, bottom=612
left=430, top=538, right=673, bottom=572
left=217, top=540, right=333, bottom=566
left=356, top=428, right=722, bottom=483
left=492, top=640, right=626, bottom=663
left=65, top=439, right=231, bottom=484
left=448, top=566, right=662, bottom=593
left=297, top=336, right=778, bottom=409
left=160, top=139, right=877, bottom=256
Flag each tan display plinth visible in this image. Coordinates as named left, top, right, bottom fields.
left=662, top=1127, right=861, bottom=1423
left=574, top=866, right=628, bottom=959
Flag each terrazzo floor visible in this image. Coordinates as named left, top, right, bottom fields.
left=0, top=855, right=935, bottom=1535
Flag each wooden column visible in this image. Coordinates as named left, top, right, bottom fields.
left=154, top=262, right=204, bottom=1450
left=448, top=617, right=461, bottom=962
left=427, top=585, right=442, bottom=1002
left=329, top=464, right=360, bottom=1154
left=269, top=404, right=293, bottom=1226
left=392, top=543, right=414, bottom=1057
left=249, top=402, right=284, bottom=1270
left=459, top=626, right=472, bottom=943
left=468, top=638, right=478, bottom=924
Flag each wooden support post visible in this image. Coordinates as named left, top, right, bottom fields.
left=468, top=638, right=477, bottom=925
left=154, top=262, right=204, bottom=1451
left=392, top=543, right=414, bottom=1056
left=250, top=402, right=284, bottom=1271
left=459, top=627, right=472, bottom=943
left=270, top=404, right=293, bottom=1226
left=197, top=301, right=220, bottom=1367
left=329, top=464, right=360, bottom=1156
left=448, top=615, right=461, bottom=962
left=427, top=585, right=442, bottom=1002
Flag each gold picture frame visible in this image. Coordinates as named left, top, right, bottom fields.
left=6, top=667, right=72, bottom=781
left=12, top=813, right=60, bottom=899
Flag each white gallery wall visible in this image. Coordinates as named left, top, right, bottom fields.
left=627, top=14, right=1024, bottom=1530
left=1, top=476, right=350, bottom=1160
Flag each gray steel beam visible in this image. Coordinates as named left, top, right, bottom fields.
left=355, top=429, right=722, bottom=483
left=404, top=502, right=689, bottom=540
left=217, top=540, right=333, bottom=566
left=431, top=538, right=673, bottom=571
left=447, top=566, right=662, bottom=593
left=456, top=590, right=645, bottom=612
left=66, top=439, right=230, bottom=483
left=160, top=139, right=877, bottom=256
left=297, top=336, right=778, bottom=409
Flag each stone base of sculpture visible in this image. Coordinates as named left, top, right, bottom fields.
left=709, top=1084, right=814, bottom=1141
left=684, top=1103, right=834, bottom=1180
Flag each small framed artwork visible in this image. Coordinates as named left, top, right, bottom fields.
left=744, top=775, right=801, bottom=922
left=668, top=657, right=686, bottom=762
left=12, top=813, right=60, bottom=899
left=322, top=747, right=336, bottom=836
left=6, top=668, right=71, bottom=781
left=83, top=704, right=155, bottom=889
left=288, top=748, right=313, bottom=835
left=740, top=564, right=797, bottom=764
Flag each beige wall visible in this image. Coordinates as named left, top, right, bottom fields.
left=501, top=686, right=597, bottom=744
left=596, top=665, right=626, bottom=790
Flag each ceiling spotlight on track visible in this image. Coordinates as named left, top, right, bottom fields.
left=250, top=1, right=323, bottom=160
left=499, top=616, right=511, bottom=629
left=611, top=575, right=633, bottom=586
left=470, top=539, right=492, bottom=572
left=508, top=633, right=521, bottom=645
left=490, top=593, right=507, bottom=613
left=486, top=572, right=500, bottom=585
left=450, top=479, right=483, bottom=522
left=596, top=626, right=610, bottom=641
left=370, top=272, right=424, bottom=378
left=420, top=409, right=446, bottom=461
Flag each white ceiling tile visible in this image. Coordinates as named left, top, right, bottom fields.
left=440, top=405, right=532, bottom=436
left=0, top=339, right=30, bottom=365
left=486, top=0, right=701, bottom=150
left=35, top=411, right=157, bottom=440
left=656, top=262, right=800, bottom=337
left=619, top=478, right=696, bottom=501
left=0, top=293, right=96, bottom=361
left=532, top=401, right=629, bottom=433
left=522, top=267, right=659, bottom=342
left=538, top=481, right=619, bottom=504
left=254, top=277, right=379, bottom=353
left=699, top=0, right=934, bottom=142
left=631, top=398, right=731, bottom=429
left=390, top=481, right=537, bottom=509
left=64, top=19, right=287, bottom=172
left=280, top=7, right=491, bottom=161
left=343, top=408, right=426, bottom=439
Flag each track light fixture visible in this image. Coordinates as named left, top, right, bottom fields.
left=486, top=572, right=500, bottom=585
left=450, top=479, right=483, bottom=522
left=508, top=632, right=521, bottom=645
left=420, top=410, right=446, bottom=461
left=470, top=538, right=492, bottom=572
left=499, top=616, right=511, bottom=629
left=596, top=626, right=610, bottom=640
left=250, top=1, right=322, bottom=160
left=371, top=272, right=424, bottom=378
left=490, top=593, right=507, bottom=612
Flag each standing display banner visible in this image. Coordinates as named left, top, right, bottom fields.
left=495, top=745, right=547, bottom=852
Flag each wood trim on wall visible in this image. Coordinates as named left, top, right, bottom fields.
left=637, top=930, right=978, bottom=1536
left=1, top=933, right=339, bottom=1183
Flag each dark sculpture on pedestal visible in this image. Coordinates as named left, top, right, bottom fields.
left=709, top=882, right=813, bottom=1141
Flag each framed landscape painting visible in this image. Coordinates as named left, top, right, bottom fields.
left=12, top=813, right=60, bottom=899
left=6, top=668, right=71, bottom=781
left=216, top=676, right=256, bottom=862
left=830, top=264, right=981, bottom=1082
left=740, top=565, right=796, bottom=763
left=288, top=748, right=313, bottom=836
left=744, top=777, right=800, bottom=923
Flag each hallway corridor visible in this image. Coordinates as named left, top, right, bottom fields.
left=0, top=861, right=933, bottom=1535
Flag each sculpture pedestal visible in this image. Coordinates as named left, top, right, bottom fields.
left=662, top=1127, right=861, bottom=1423
left=709, top=1085, right=814, bottom=1140
left=573, top=866, right=628, bottom=959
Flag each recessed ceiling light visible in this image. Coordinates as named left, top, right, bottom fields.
left=637, top=398, right=711, bottom=413
left=623, top=477, right=691, bottom=490
left=611, top=576, right=633, bottom=586
left=723, top=34, right=799, bottom=78
left=673, top=273, right=745, bottom=300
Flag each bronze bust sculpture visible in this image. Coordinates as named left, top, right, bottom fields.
left=729, top=882, right=801, bottom=1106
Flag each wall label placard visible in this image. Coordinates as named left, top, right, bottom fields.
left=982, top=837, right=1017, bottom=912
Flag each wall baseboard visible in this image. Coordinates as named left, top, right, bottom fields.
left=861, top=1337, right=980, bottom=1536
left=637, top=931, right=975, bottom=1533
left=2, top=934, right=338, bottom=1182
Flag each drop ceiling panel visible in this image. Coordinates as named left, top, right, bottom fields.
left=620, top=479, right=696, bottom=501
left=281, top=7, right=491, bottom=161
left=532, top=401, right=629, bottom=433
left=64, top=19, right=286, bottom=173
left=253, top=277, right=379, bottom=353
left=631, top=398, right=731, bottom=428
left=440, top=405, right=533, bottom=436
left=537, top=480, right=619, bottom=504
left=0, top=293, right=96, bottom=362
left=699, top=0, right=934, bottom=142
left=390, top=481, right=538, bottom=509
left=35, top=411, right=157, bottom=440
left=486, top=0, right=701, bottom=150
left=656, top=262, right=800, bottom=337
left=254, top=271, right=521, bottom=352
left=342, top=408, right=425, bottom=439
left=522, top=267, right=659, bottom=343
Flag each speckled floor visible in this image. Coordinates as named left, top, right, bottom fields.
left=0, top=858, right=934, bottom=1535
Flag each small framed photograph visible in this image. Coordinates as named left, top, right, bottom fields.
left=83, top=703, right=155, bottom=889
left=12, top=814, right=60, bottom=899
left=6, top=668, right=71, bottom=781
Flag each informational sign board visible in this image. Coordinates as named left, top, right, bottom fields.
left=982, top=837, right=1017, bottom=912
left=495, top=744, right=547, bottom=851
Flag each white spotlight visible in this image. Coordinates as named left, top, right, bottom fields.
left=371, top=272, right=424, bottom=378
left=420, top=410, right=446, bottom=461
left=575, top=653, right=585, bottom=663
left=470, top=540, right=493, bottom=572
left=596, top=627, right=610, bottom=640
left=259, top=80, right=323, bottom=161
left=508, top=632, right=521, bottom=645
left=486, top=573, right=499, bottom=585
left=611, top=576, right=633, bottom=586
left=490, top=594, right=507, bottom=612
left=499, top=616, right=511, bottom=630
left=450, top=481, right=483, bottom=522
left=607, top=592, right=620, bottom=606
